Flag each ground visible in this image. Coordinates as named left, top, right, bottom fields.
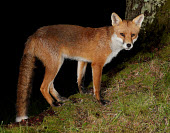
left=1, top=40, right=169, bottom=132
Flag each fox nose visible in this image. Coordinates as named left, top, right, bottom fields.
left=127, top=43, right=131, bottom=48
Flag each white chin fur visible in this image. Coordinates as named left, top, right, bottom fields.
left=125, top=47, right=132, bottom=50
left=16, top=116, right=28, bottom=122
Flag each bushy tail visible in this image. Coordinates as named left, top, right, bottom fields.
left=16, top=40, right=35, bottom=122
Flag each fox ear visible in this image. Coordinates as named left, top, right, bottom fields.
left=111, top=12, right=122, bottom=26
left=133, top=14, right=144, bottom=27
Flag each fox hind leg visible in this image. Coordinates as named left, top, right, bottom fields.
left=77, top=61, right=87, bottom=93
left=40, top=70, right=57, bottom=106
left=49, top=83, right=68, bottom=103
left=40, top=56, right=64, bottom=106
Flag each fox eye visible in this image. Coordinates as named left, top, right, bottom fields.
left=120, top=33, right=125, bottom=37
left=131, top=34, right=135, bottom=37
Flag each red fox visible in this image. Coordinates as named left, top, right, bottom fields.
left=16, top=13, right=144, bottom=122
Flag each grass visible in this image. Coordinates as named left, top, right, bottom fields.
left=1, top=44, right=170, bottom=132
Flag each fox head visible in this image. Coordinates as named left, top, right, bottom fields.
left=111, top=13, right=144, bottom=50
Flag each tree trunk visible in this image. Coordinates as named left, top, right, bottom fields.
left=125, top=0, right=169, bottom=50
left=125, top=0, right=167, bottom=28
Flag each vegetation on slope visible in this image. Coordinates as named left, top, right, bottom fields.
left=2, top=39, right=169, bottom=132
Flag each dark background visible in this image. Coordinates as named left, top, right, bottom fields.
left=1, top=1, right=126, bottom=123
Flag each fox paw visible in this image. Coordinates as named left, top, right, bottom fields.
left=98, top=99, right=110, bottom=105
left=52, top=101, right=63, bottom=107
left=59, top=96, right=69, bottom=102
left=79, top=87, right=89, bottom=94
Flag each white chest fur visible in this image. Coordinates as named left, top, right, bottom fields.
left=104, top=34, right=123, bottom=66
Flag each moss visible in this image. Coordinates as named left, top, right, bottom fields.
left=161, top=32, right=170, bottom=44
left=101, top=74, right=109, bottom=82
left=159, top=44, right=170, bottom=61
